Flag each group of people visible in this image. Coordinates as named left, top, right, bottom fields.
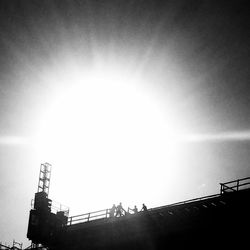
left=109, top=202, right=147, bottom=218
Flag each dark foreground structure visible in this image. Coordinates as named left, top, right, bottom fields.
left=27, top=164, right=250, bottom=249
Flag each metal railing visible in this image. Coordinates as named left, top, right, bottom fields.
left=220, top=177, right=250, bottom=194
left=67, top=193, right=223, bottom=226
left=50, top=201, right=70, bottom=216
left=68, top=208, right=110, bottom=226
left=31, top=198, right=69, bottom=216
left=0, top=244, right=11, bottom=250
left=67, top=177, right=250, bottom=226
left=0, top=240, right=23, bottom=250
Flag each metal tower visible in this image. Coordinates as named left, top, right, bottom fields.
left=37, top=162, right=51, bottom=196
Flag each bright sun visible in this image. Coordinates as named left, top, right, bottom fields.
left=34, top=66, right=185, bottom=214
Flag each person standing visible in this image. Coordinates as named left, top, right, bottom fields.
left=141, top=203, right=148, bottom=211
left=109, top=204, right=116, bottom=218
left=128, top=205, right=138, bottom=214
left=132, top=205, right=138, bottom=213
left=116, top=202, right=124, bottom=217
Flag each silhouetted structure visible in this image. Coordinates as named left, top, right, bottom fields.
left=0, top=243, right=12, bottom=250
left=141, top=203, right=147, bottom=211
left=0, top=240, right=23, bottom=250
left=27, top=164, right=68, bottom=248
left=115, top=203, right=124, bottom=217
left=27, top=166, right=250, bottom=249
left=128, top=205, right=138, bottom=214
left=109, top=204, right=116, bottom=218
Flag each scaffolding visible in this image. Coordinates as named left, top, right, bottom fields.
left=37, top=163, right=51, bottom=195
left=0, top=240, right=23, bottom=250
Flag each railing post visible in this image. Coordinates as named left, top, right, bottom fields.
left=237, top=179, right=239, bottom=191
left=88, top=213, right=90, bottom=222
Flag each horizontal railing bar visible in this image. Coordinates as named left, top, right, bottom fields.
left=71, top=217, right=88, bottom=223
left=221, top=177, right=250, bottom=185
left=68, top=210, right=109, bottom=225
left=222, top=186, right=237, bottom=191
left=221, top=181, right=250, bottom=190
left=89, top=213, right=106, bottom=218
left=70, top=216, right=105, bottom=223
left=70, top=209, right=108, bottom=219
left=238, top=182, right=250, bottom=187
left=71, top=215, right=89, bottom=220
left=71, top=213, right=107, bottom=222
left=222, top=182, right=250, bottom=191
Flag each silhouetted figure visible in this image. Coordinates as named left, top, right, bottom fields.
left=110, top=204, right=116, bottom=218
left=133, top=206, right=138, bottom=214
left=116, top=202, right=124, bottom=217
left=132, top=205, right=138, bottom=213
left=124, top=208, right=130, bottom=216
left=127, top=205, right=138, bottom=214
left=141, top=203, right=148, bottom=211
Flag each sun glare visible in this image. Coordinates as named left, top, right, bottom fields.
left=34, top=65, right=185, bottom=214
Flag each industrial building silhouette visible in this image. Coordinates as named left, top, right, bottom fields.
left=23, top=163, right=250, bottom=249
left=1, top=163, right=249, bottom=249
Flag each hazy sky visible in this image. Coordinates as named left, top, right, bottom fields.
left=1, top=0, right=250, bottom=247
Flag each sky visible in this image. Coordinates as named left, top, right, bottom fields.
left=0, top=0, right=250, bottom=247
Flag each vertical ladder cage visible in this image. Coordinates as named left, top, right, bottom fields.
left=37, top=163, right=52, bottom=195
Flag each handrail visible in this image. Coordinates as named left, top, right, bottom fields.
left=220, top=177, right=250, bottom=194
left=67, top=194, right=222, bottom=226
left=68, top=208, right=109, bottom=225
left=221, top=177, right=250, bottom=185
left=67, top=177, right=250, bottom=226
left=31, top=198, right=69, bottom=216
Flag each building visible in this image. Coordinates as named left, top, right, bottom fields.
left=27, top=165, right=250, bottom=249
